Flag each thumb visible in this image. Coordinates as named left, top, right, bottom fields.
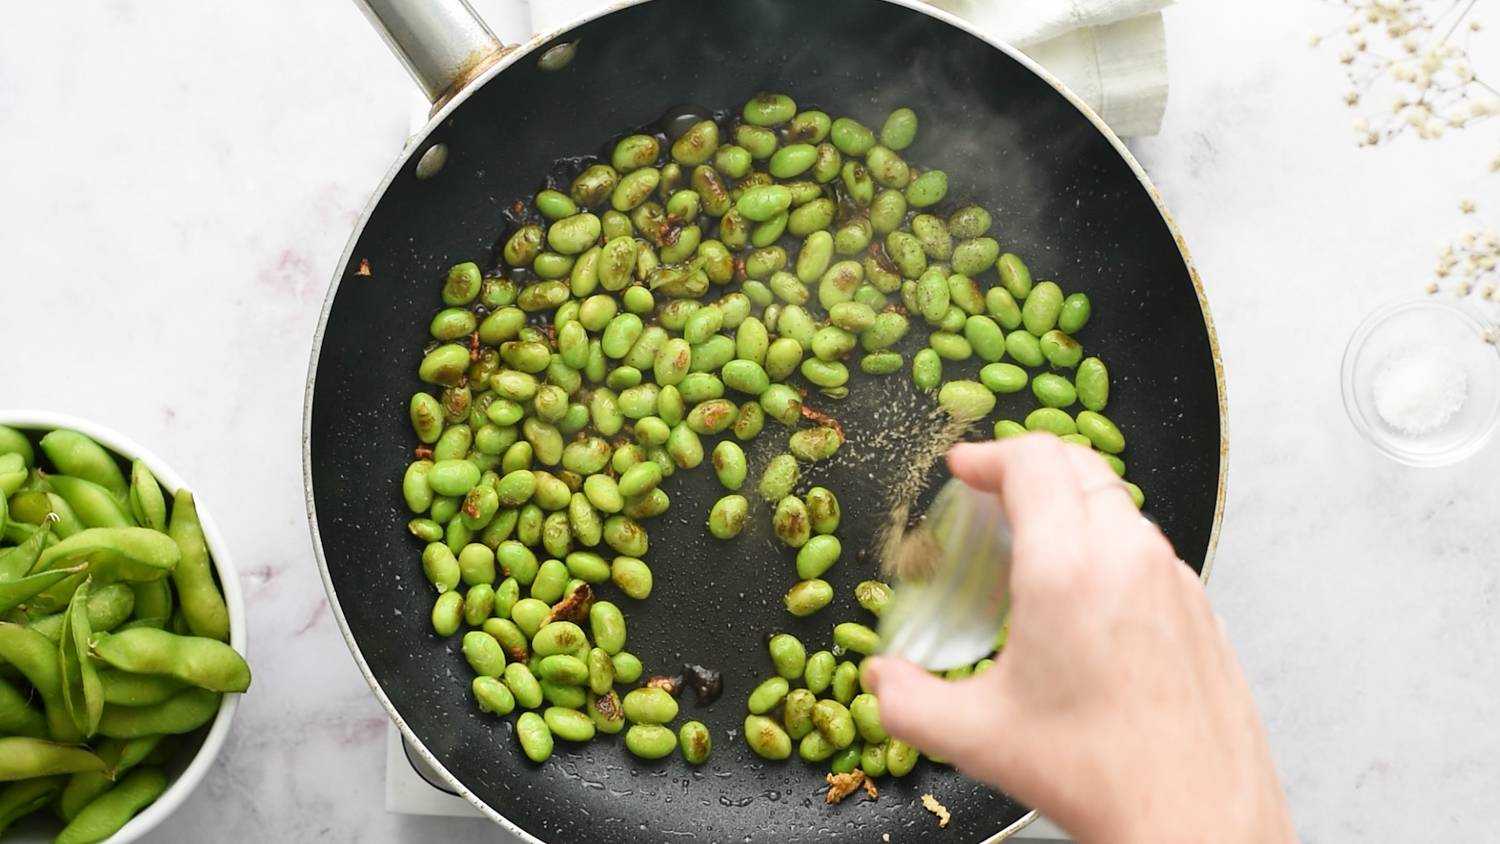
left=863, top=655, right=1005, bottom=765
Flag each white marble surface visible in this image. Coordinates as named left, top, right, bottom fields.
left=2, top=1, right=1498, bottom=842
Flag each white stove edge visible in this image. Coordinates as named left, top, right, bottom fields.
left=384, top=725, right=1072, bottom=840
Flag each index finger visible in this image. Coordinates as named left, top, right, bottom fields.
left=947, top=436, right=1085, bottom=564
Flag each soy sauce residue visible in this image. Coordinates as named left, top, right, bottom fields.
left=681, top=663, right=722, bottom=706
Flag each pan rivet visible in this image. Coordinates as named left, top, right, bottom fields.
left=415, top=143, right=448, bottom=180
left=538, top=40, right=579, bottom=72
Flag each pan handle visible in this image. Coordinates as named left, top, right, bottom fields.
left=352, top=0, right=508, bottom=105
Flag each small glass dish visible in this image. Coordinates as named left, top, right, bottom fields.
left=1341, top=298, right=1500, bottom=466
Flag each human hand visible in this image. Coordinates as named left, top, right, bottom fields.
left=863, top=436, right=1295, bottom=844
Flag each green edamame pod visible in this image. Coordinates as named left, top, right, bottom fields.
left=96, top=688, right=220, bottom=739
left=47, top=476, right=133, bottom=529
left=91, top=628, right=250, bottom=693
left=0, top=737, right=104, bottom=783
left=167, top=490, right=230, bottom=642
left=39, top=431, right=128, bottom=501
left=126, top=461, right=167, bottom=532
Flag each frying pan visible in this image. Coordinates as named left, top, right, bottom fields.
left=304, top=0, right=1227, bottom=841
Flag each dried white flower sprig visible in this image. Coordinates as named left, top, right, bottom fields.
left=1319, top=1, right=1500, bottom=342
left=1315, top=0, right=1498, bottom=162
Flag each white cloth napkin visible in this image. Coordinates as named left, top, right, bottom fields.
left=528, top=0, right=1172, bottom=137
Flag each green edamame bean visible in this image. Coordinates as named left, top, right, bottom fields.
left=1076, top=410, right=1126, bottom=454
left=980, top=363, right=1028, bottom=394
left=564, top=549, right=609, bottom=583
left=952, top=236, right=1000, bottom=276
left=799, top=651, right=835, bottom=696
left=852, top=580, right=893, bottom=618
left=587, top=690, right=626, bottom=735
left=810, top=325, right=857, bottom=361
left=1061, top=434, right=1094, bottom=448
left=1076, top=357, right=1110, bottom=411
left=736, top=184, right=791, bottom=222
left=832, top=622, right=881, bottom=656
left=795, top=534, right=841, bottom=580
left=789, top=427, right=843, bottom=462
left=462, top=630, right=507, bottom=678
left=463, top=582, right=495, bottom=625
left=707, top=495, right=749, bottom=540
left=1025, top=407, right=1078, bottom=436
left=763, top=340, right=804, bottom=385
left=533, top=620, right=587, bottom=657
left=744, top=714, right=792, bottom=760
left=986, top=286, right=1023, bottom=330
left=735, top=318, right=770, bottom=367
left=1022, top=280, right=1063, bottom=336
left=929, top=331, right=972, bottom=361
left=625, top=723, right=677, bottom=759
left=1059, top=292, right=1092, bottom=333
left=766, top=633, right=807, bottom=680
left=861, top=741, right=889, bottom=777
left=622, top=687, right=679, bottom=724
left=905, top=169, right=947, bottom=207
left=878, top=107, right=917, bottom=150
left=859, top=351, right=903, bottom=375
left=860, top=312, right=909, bottom=354
left=829, top=745, right=863, bottom=774
left=516, top=711, right=553, bottom=762
left=588, top=600, right=626, bottom=655
left=784, top=579, right=833, bottom=617
left=709, top=441, right=747, bottom=491
left=729, top=401, right=763, bottom=441
left=428, top=460, right=480, bottom=497
left=831, top=661, right=859, bottom=705
left=1006, top=330, right=1045, bottom=367
left=800, top=359, right=848, bottom=388
left=484, top=617, right=527, bottom=663
left=747, top=676, right=789, bottom=715
left=510, top=598, right=548, bottom=639
left=1032, top=373, right=1078, bottom=408
left=669, top=720, right=709, bottom=765
left=799, top=729, right=837, bottom=762
left=543, top=706, right=595, bottom=743
left=535, top=189, right=579, bottom=220
left=610, top=556, right=652, bottom=600
left=722, top=360, right=770, bottom=396
left=742, top=91, right=797, bottom=126
left=774, top=494, right=810, bottom=548
left=403, top=462, right=434, bottom=514
left=1124, top=481, right=1145, bottom=509
left=537, top=654, right=588, bottom=686
left=947, top=204, right=992, bottom=239
left=497, top=540, right=539, bottom=585
left=583, top=647, right=615, bottom=696
left=686, top=399, right=737, bottom=435
left=886, top=739, right=919, bottom=777
left=671, top=120, right=719, bottom=166
left=911, top=348, right=942, bottom=391
left=829, top=116, right=875, bottom=156
left=602, top=514, right=649, bottom=556
left=503, top=663, right=544, bottom=710
left=473, top=676, right=516, bottom=716
left=617, top=462, right=662, bottom=498
left=1040, top=329, right=1084, bottom=369
left=530, top=559, right=568, bottom=604
left=997, top=252, right=1033, bottom=300
left=688, top=335, right=737, bottom=373
left=965, top=315, right=1006, bottom=362
left=811, top=699, right=857, bottom=748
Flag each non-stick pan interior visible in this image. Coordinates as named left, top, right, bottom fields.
left=308, top=0, right=1222, bottom=841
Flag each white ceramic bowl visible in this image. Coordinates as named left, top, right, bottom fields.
left=0, top=410, right=247, bottom=844
left=1340, top=299, right=1500, bottom=466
